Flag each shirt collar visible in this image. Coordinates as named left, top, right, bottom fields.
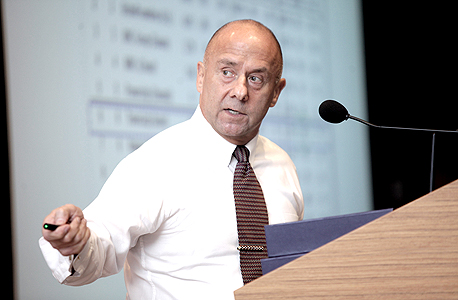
left=244, top=134, right=259, bottom=162
left=190, top=105, right=260, bottom=166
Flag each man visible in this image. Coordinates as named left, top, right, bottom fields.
left=40, top=19, right=304, bottom=299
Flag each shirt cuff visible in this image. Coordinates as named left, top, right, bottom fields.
left=38, top=237, right=73, bottom=283
left=38, top=231, right=94, bottom=283
left=67, top=234, right=93, bottom=279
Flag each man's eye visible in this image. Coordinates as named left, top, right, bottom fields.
left=222, top=70, right=233, bottom=77
left=249, top=75, right=262, bottom=83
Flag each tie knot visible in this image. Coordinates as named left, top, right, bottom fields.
left=233, top=145, right=250, bottom=162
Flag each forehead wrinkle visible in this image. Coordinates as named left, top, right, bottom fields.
left=217, top=58, right=238, bottom=67
left=251, top=67, right=268, bottom=73
left=217, top=58, right=269, bottom=72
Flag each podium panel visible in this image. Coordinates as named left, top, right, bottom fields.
left=234, top=180, right=458, bottom=299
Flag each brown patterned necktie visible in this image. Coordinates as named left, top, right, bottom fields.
left=233, top=145, right=269, bottom=284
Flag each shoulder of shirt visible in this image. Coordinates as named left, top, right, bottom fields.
left=114, top=117, right=195, bottom=168
left=144, top=118, right=194, bottom=146
left=256, top=135, right=294, bottom=165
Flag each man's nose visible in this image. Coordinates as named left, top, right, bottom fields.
left=231, top=76, right=248, bottom=101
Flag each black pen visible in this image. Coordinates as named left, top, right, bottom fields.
left=43, top=223, right=60, bottom=231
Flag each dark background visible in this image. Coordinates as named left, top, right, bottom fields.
left=2, top=1, right=457, bottom=297
left=362, top=2, right=457, bottom=210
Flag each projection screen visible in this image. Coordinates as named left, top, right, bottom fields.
left=3, top=0, right=371, bottom=298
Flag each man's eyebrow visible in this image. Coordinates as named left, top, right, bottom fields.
left=251, top=67, right=268, bottom=73
left=217, top=59, right=268, bottom=73
left=216, top=59, right=238, bottom=67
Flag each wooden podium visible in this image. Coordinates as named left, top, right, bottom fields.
left=234, top=179, right=458, bottom=299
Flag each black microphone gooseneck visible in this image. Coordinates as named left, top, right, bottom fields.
left=318, top=99, right=458, bottom=193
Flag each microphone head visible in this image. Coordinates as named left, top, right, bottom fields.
left=319, top=100, right=349, bottom=124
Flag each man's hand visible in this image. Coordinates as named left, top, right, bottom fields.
left=42, top=204, right=91, bottom=257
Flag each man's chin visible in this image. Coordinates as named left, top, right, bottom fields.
left=216, top=125, right=258, bottom=145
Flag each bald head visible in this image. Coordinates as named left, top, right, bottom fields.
left=204, top=20, right=283, bottom=82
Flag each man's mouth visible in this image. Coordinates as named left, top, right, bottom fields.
left=225, top=108, right=244, bottom=115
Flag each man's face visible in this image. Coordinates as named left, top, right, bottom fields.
left=196, top=24, right=286, bottom=145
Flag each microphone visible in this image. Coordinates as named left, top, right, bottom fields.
left=318, top=100, right=349, bottom=124
left=318, top=99, right=457, bottom=192
left=319, top=99, right=458, bottom=133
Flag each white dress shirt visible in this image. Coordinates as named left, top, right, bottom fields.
left=40, top=106, right=304, bottom=300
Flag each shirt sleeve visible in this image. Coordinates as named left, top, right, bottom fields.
left=38, top=229, right=107, bottom=286
left=39, top=236, right=74, bottom=283
left=39, top=144, right=168, bottom=285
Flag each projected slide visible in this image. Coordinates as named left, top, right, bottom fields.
left=83, top=1, right=337, bottom=213
left=3, top=0, right=370, bottom=299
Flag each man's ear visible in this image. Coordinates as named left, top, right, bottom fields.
left=196, top=61, right=205, bottom=94
left=270, top=78, right=286, bottom=107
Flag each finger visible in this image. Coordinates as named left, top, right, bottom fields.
left=75, top=218, right=88, bottom=243
left=72, top=219, right=90, bottom=248
left=42, top=223, right=70, bottom=241
left=62, top=216, right=82, bottom=244
left=57, top=220, right=90, bottom=256
left=42, top=208, right=66, bottom=226
left=66, top=204, right=84, bottom=223
left=51, top=204, right=83, bottom=225
left=54, top=207, right=71, bottom=225
left=42, top=204, right=83, bottom=231
left=47, top=216, right=80, bottom=245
